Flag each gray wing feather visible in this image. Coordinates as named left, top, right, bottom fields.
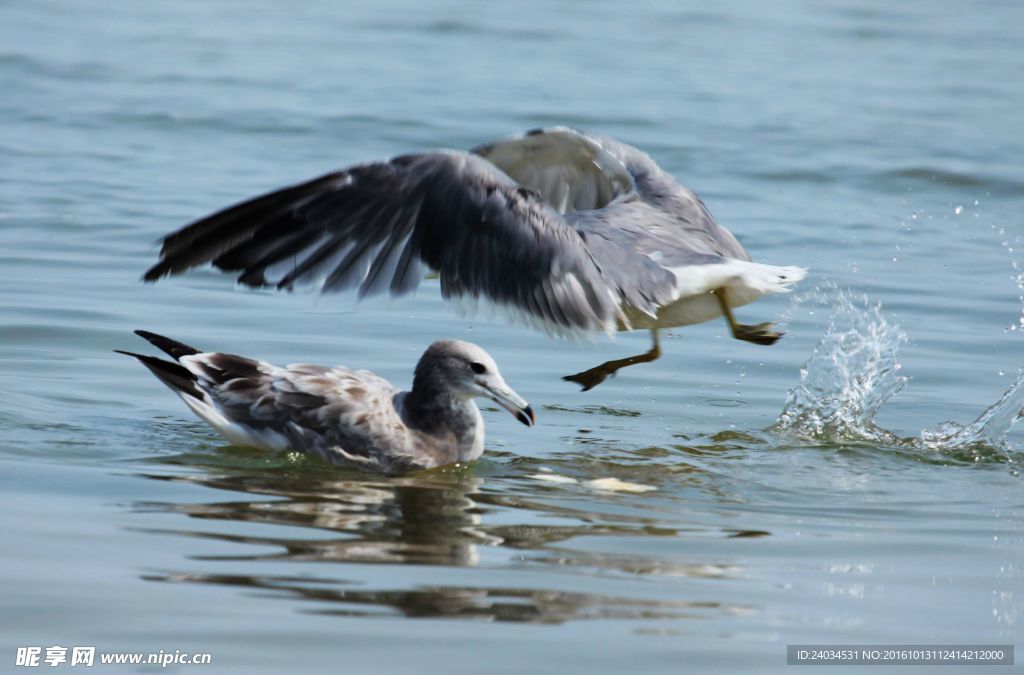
left=624, top=187, right=751, bottom=263
left=146, top=127, right=753, bottom=332
left=471, top=127, right=636, bottom=213
left=147, top=152, right=629, bottom=333
left=475, top=127, right=750, bottom=263
left=570, top=196, right=747, bottom=268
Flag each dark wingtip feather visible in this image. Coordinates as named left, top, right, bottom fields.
left=238, top=269, right=270, bottom=288
left=142, top=261, right=170, bottom=283
left=141, top=171, right=352, bottom=285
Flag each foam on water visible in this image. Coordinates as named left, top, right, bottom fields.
left=775, top=285, right=1023, bottom=459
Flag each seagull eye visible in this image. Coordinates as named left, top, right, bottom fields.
left=470, top=362, right=487, bottom=375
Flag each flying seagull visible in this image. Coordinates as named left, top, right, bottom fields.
left=116, top=330, right=534, bottom=474
left=144, top=127, right=807, bottom=390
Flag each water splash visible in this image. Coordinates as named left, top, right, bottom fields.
left=775, top=286, right=907, bottom=444
left=994, top=223, right=1024, bottom=335
left=774, top=285, right=1022, bottom=459
left=920, top=369, right=1024, bottom=452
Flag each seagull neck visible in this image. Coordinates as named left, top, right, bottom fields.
left=403, top=378, right=478, bottom=436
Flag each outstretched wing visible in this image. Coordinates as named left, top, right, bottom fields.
left=474, top=126, right=751, bottom=262
left=470, top=127, right=637, bottom=213
left=145, top=151, right=652, bottom=334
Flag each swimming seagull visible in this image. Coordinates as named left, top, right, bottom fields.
left=144, top=127, right=807, bottom=390
left=116, top=330, right=535, bottom=474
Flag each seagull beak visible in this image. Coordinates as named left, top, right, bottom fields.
left=487, top=384, right=535, bottom=427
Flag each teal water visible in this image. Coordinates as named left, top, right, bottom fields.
left=2, top=1, right=1022, bottom=672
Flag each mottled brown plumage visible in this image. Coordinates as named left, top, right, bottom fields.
left=118, top=331, right=534, bottom=475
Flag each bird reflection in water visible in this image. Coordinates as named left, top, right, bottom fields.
left=133, top=446, right=754, bottom=623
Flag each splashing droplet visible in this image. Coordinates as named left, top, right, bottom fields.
left=775, top=286, right=1023, bottom=459
left=774, top=287, right=907, bottom=443
left=920, top=369, right=1024, bottom=450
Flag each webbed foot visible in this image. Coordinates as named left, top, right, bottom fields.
left=733, top=321, right=783, bottom=345
left=563, top=365, right=616, bottom=391
left=562, top=331, right=663, bottom=391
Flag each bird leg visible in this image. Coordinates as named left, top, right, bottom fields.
left=563, top=330, right=662, bottom=391
left=713, top=288, right=782, bottom=345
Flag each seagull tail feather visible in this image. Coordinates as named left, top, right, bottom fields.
left=114, top=349, right=204, bottom=401
left=133, top=330, right=202, bottom=361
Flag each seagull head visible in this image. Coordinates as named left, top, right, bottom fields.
left=418, top=340, right=535, bottom=427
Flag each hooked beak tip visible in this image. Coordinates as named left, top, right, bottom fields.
left=516, top=404, right=536, bottom=427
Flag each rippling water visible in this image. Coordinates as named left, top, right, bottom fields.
left=2, top=1, right=1022, bottom=672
